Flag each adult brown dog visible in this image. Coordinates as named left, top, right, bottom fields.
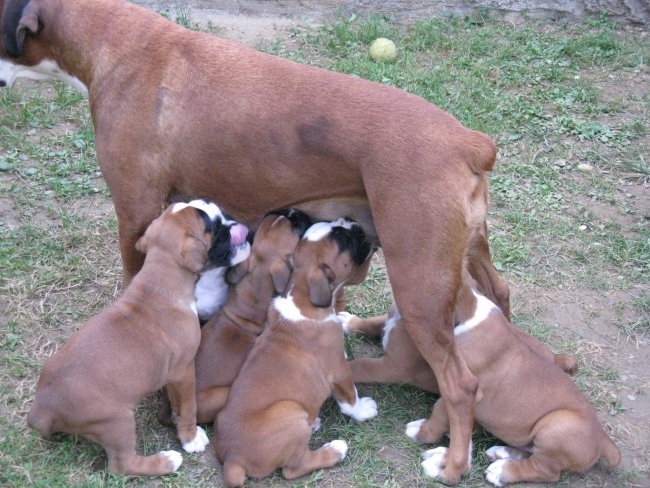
left=1, top=0, right=509, bottom=479
left=192, top=208, right=311, bottom=424
left=342, top=271, right=619, bottom=485
left=215, top=219, right=377, bottom=486
left=26, top=200, right=247, bottom=476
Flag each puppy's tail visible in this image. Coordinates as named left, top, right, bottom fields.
left=599, top=434, right=621, bottom=468
left=223, top=460, right=247, bottom=488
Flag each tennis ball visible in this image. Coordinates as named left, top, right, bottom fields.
left=369, top=38, right=397, bottom=62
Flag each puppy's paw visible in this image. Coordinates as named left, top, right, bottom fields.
left=420, top=446, right=448, bottom=479
left=405, top=418, right=426, bottom=439
left=160, top=450, right=183, bottom=472
left=311, top=416, right=321, bottom=433
left=182, top=426, right=209, bottom=453
left=485, top=459, right=508, bottom=487
left=323, top=439, right=348, bottom=461
left=337, top=311, right=357, bottom=333
left=340, top=396, right=378, bottom=421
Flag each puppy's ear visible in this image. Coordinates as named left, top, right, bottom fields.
left=270, top=255, right=293, bottom=294
left=2, top=0, right=40, bottom=58
left=226, top=260, right=249, bottom=285
left=307, top=264, right=334, bottom=308
left=178, top=232, right=208, bottom=273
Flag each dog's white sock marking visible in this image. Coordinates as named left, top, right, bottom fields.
left=160, top=450, right=183, bottom=472
left=486, top=445, right=527, bottom=461
left=0, top=59, right=88, bottom=95
left=195, top=267, right=228, bottom=321
left=405, top=418, right=426, bottom=439
left=311, top=417, right=321, bottom=433
left=337, top=311, right=355, bottom=333
left=485, top=459, right=508, bottom=487
left=421, top=446, right=447, bottom=478
left=303, top=218, right=356, bottom=242
left=382, top=309, right=400, bottom=350
left=454, top=291, right=497, bottom=336
left=182, top=426, right=209, bottom=453
left=337, top=387, right=378, bottom=421
left=323, top=440, right=348, bottom=461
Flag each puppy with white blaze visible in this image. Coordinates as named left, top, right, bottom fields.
left=191, top=204, right=251, bottom=321
left=342, top=268, right=619, bottom=485
left=215, top=218, right=377, bottom=487
left=27, top=200, right=246, bottom=476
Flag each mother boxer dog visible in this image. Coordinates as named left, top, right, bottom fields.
left=1, top=0, right=509, bottom=481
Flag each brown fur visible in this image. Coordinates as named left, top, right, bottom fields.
left=26, top=204, right=214, bottom=476
left=345, top=271, right=618, bottom=484
left=193, top=212, right=305, bottom=423
left=1, top=0, right=511, bottom=479
left=215, top=222, right=375, bottom=486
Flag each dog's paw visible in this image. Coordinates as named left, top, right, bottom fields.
left=182, top=426, right=209, bottom=453
left=323, top=439, right=348, bottom=461
left=160, top=450, right=183, bottom=472
left=485, top=459, right=509, bottom=487
left=311, top=416, right=321, bottom=433
left=405, top=418, right=426, bottom=439
left=486, top=445, right=528, bottom=462
left=337, top=311, right=357, bottom=333
left=420, top=446, right=448, bottom=478
left=340, top=396, right=378, bottom=422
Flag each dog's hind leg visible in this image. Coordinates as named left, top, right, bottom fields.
left=282, top=439, right=348, bottom=480
left=90, top=414, right=183, bottom=476
left=339, top=312, right=387, bottom=336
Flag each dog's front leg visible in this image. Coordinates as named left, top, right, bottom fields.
left=331, top=366, right=378, bottom=422
left=166, top=363, right=209, bottom=453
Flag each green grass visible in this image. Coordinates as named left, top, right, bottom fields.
left=1, top=9, right=648, bottom=488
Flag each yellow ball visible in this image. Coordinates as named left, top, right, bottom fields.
left=369, top=38, right=397, bottom=62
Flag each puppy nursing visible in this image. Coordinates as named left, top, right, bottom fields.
left=343, top=270, right=619, bottom=485
left=215, top=219, right=378, bottom=487
left=193, top=208, right=312, bottom=424
left=27, top=200, right=249, bottom=476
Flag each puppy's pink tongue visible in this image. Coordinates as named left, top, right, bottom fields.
left=230, top=223, right=249, bottom=246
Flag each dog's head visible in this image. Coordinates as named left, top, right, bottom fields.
left=293, top=218, right=372, bottom=308
left=227, top=208, right=312, bottom=294
left=0, top=0, right=87, bottom=92
left=136, top=199, right=250, bottom=274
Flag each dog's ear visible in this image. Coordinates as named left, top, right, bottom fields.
left=225, top=260, right=249, bottom=285
left=270, top=254, right=293, bottom=294
left=307, top=264, right=334, bottom=308
left=2, top=0, right=40, bottom=58
left=178, top=232, right=208, bottom=273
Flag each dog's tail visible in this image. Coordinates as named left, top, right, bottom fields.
left=599, top=433, right=621, bottom=468
left=459, top=129, right=498, bottom=175
left=223, top=460, right=247, bottom=488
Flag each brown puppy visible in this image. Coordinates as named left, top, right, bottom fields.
left=193, top=208, right=312, bottom=424
left=341, top=304, right=576, bottom=393
left=215, top=219, right=377, bottom=487
left=27, top=200, right=247, bottom=476
left=0, top=0, right=510, bottom=478
left=345, top=271, right=619, bottom=485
